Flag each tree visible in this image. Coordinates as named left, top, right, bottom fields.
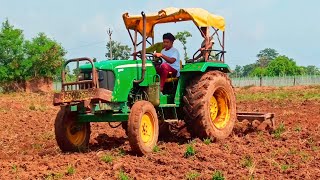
left=256, top=48, right=279, bottom=67
left=303, top=65, right=320, bottom=75
left=266, top=55, right=300, bottom=76
left=229, top=65, right=243, bottom=78
left=24, top=32, right=66, bottom=79
left=0, top=19, right=66, bottom=92
left=250, top=67, right=267, bottom=77
left=175, top=31, right=192, bottom=61
left=242, top=63, right=257, bottom=77
left=105, top=40, right=131, bottom=60
left=0, top=19, right=25, bottom=83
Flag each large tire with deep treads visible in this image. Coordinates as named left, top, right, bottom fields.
left=183, top=71, right=236, bottom=140
left=128, top=101, right=159, bottom=155
left=55, top=107, right=91, bottom=152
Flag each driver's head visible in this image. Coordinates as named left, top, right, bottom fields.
left=162, top=33, right=175, bottom=50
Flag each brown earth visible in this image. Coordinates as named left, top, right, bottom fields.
left=0, top=86, right=320, bottom=179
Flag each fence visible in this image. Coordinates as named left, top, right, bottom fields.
left=231, top=75, right=320, bottom=87
left=52, top=75, right=320, bottom=91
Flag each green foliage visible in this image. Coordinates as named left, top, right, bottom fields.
left=24, top=32, right=66, bottom=79
left=203, top=138, right=212, bottom=145
left=44, top=172, right=64, bottom=180
left=0, top=19, right=66, bottom=87
left=231, top=48, right=319, bottom=77
left=0, top=19, right=25, bottom=82
left=250, top=67, right=267, bottom=77
left=212, top=170, right=225, bottom=180
left=118, top=148, right=126, bottom=156
left=242, top=63, right=257, bottom=77
left=152, top=145, right=160, bottom=152
left=66, top=164, right=75, bottom=175
left=175, top=31, right=192, bottom=61
left=184, top=143, right=196, bottom=158
left=101, top=154, right=114, bottom=163
left=241, top=155, right=254, bottom=168
left=11, top=164, right=17, bottom=173
left=266, top=55, right=300, bottom=76
left=256, top=48, right=279, bottom=67
left=185, top=171, right=200, bottom=180
left=118, top=170, right=131, bottom=180
left=106, top=40, right=131, bottom=60
left=273, top=122, right=286, bottom=139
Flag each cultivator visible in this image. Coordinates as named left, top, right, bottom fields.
left=236, top=112, right=275, bottom=132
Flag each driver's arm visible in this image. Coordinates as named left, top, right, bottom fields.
left=160, top=54, right=176, bottom=64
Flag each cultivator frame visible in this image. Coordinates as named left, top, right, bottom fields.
left=236, top=112, right=275, bottom=131
left=53, top=57, right=112, bottom=106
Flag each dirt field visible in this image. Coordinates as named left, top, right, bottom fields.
left=0, top=86, right=319, bottom=180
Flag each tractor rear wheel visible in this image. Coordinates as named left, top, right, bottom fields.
left=128, top=101, right=159, bottom=155
left=183, top=71, right=236, bottom=140
left=54, top=107, right=91, bottom=152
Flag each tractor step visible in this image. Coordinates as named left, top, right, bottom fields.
left=159, top=104, right=176, bottom=107
left=236, top=112, right=275, bottom=132
left=164, top=119, right=179, bottom=123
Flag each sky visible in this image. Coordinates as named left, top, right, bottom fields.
left=0, top=0, right=320, bottom=69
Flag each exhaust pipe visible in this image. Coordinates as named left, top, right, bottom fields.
left=134, top=11, right=147, bottom=84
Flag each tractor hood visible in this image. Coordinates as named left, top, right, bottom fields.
left=79, top=59, right=151, bottom=71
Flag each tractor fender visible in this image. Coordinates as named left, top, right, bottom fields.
left=180, top=62, right=231, bottom=73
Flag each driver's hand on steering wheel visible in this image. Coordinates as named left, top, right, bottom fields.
left=153, top=53, right=162, bottom=58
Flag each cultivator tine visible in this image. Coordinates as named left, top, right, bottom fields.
left=236, top=112, right=275, bottom=132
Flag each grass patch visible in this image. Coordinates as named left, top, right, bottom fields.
left=11, top=164, right=17, bottom=173
left=101, top=154, right=114, bottom=164
left=118, top=170, right=131, bottom=180
left=32, top=143, right=43, bottom=150
left=203, top=138, right=212, bottom=145
left=66, top=164, right=75, bottom=176
left=212, top=170, right=225, bottom=180
left=241, top=155, right=254, bottom=168
left=294, top=125, right=302, bottom=132
left=152, top=145, right=160, bottom=153
left=118, top=148, right=126, bottom=156
left=236, top=87, right=320, bottom=102
left=184, top=143, right=196, bottom=158
left=44, top=172, right=64, bottom=180
left=185, top=171, right=200, bottom=180
left=273, top=122, right=285, bottom=139
left=280, top=164, right=292, bottom=171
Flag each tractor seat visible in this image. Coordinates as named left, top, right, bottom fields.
left=165, top=60, right=182, bottom=83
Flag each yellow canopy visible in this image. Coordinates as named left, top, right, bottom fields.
left=123, top=7, right=225, bottom=38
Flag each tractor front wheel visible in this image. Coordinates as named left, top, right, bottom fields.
left=54, top=107, right=91, bottom=152
left=183, top=71, right=236, bottom=140
left=128, top=101, right=159, bottom=155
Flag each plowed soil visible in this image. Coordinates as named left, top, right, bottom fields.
left=1, top=86, right=320, bottom=180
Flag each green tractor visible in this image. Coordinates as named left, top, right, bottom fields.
left=53, top=8, right=243, bottom=155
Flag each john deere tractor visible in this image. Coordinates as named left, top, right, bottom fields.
left=53, top=8, right=240, bottom=155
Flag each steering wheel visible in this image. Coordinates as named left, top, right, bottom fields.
left=135, top=52, right=163, bottom=65
left=192, top=49, right=201, bottom=61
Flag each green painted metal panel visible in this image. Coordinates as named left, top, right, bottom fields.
left=181, top=62, right=231, bottom=73
left=78, top=112, right=128, bottom=122
left=80, top=59, right=157, bottom=102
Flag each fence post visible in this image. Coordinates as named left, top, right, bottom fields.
left=293, top=76, right=296, bottom=86
left=259, top=76, right=262, bottom=87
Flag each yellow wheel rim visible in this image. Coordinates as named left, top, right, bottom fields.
left=66, top=122, right=86, bottom=146
left=210, top=88, right=231, bottom=129
left=139, top=112, right=154, bottom=146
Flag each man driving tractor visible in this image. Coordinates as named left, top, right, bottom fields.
left=153, top=33, right=180, bottom=92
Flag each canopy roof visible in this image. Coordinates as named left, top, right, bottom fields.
left=123, top=7, right=225, bottom=38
